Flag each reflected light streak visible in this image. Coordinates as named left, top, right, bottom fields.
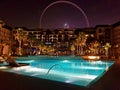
left=0, top=66, right=9, bottom=69
left=17, top=60, right=34, bottom=63
left=64, top=73, right=97, bottom=80
left=62, top=60, right=70, bottom=63
left=13, top=66, right=47, bottom=72
left=78, top=66, right=104, bottom=70
left=12, top=66, right=97, bottom=80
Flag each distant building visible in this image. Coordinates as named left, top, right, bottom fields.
left=1, top=19, right=120, bottom=59
left=26, top=28, right=76, bottom=53
left=112, top=21, right=120, bottom=59
left=0, top=24, right=12, bottom=55
left=95, top=25, right=112, bottom=44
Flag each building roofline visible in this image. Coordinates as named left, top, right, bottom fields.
left=112, top=21, right=120, bottom=28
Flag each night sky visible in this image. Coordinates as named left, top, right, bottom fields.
left=0, top=0, right=120, bottom=29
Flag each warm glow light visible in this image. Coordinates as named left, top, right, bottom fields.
left=88, top=56, right=100, bottom=60
left=0, top=66, right=9, bottom=69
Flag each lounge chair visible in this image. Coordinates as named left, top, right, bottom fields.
left=0, top=56, right=29, bottom=67
left=0, top=57, right=5, bottom=63
left=6, top=58, right=20, bottom=67
left=6, top=59, right=29, bottom=67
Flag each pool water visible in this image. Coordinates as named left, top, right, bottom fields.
left=1, top=56, right=114, bottom=87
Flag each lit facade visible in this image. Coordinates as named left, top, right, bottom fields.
left=26, top=28, right=76, bottom=54
left=111, top=22, right=120, bottom=59
left=0, top=25, right=12, bottom=55
left=1, top=21, right=120, bottom=59
left=95, top=25, right=112, bottom=44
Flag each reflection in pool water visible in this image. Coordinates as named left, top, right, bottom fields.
left=1, top=56, right=114, bottom=87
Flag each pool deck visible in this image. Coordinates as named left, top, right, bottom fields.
left=0, top=59, right=120, bottom=90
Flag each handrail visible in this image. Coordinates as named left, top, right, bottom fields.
left=46, top=64, right=63, bottom=75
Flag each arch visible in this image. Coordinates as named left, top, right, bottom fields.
left=40, top=0, right=90, bottom=28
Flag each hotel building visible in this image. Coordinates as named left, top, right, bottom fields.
left=111, top=21, right=120, bottom=59
left=0, top=25, right=12, bottom=55
left=0, top=19, right=120, bottom=60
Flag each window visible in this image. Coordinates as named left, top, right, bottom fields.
left=99, top=29, right=102, bottom=33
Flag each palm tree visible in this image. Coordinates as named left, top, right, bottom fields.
left=14, top=28, right=28, bottom=55
left=70, top=44, right=75, bottom=55
left=28, top=33, right=45, bottom=55
left=75, top=32, right=88, bottom=55
left=0, top=20, right=5, bottom=28
left=89, top=41, right=100, bottom=55
left=27, top=33, right=36, bottom=47
left=104, top=43, right=111, bottom=57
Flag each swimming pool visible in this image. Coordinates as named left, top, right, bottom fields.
left=1, top=56, right=114, bottom=87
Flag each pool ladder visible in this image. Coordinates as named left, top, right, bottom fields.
left=46, top=64, right=63, bottom=75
